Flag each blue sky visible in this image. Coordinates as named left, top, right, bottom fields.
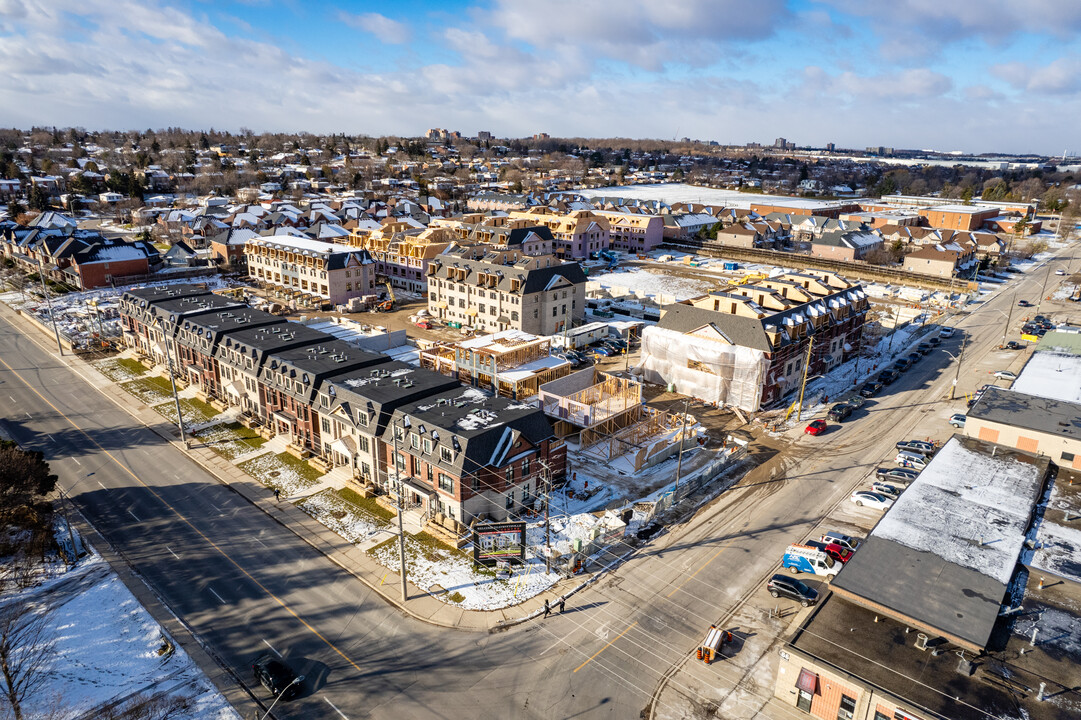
left=1, top=0, right=1080, bottom=154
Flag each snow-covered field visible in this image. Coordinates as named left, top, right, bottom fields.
left=297, top=490, right=388, bottom=544
left=237, top=452, right=320, bottom=496
left=591, top=268, right=717, bottom=301
left=6, top=554, right=238, bottom=720
left=572, top=183, right=802, bottom=210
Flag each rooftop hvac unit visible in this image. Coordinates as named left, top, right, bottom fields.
left=915, top=633, right=929, bottom=651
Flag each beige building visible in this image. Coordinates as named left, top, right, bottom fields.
left=427, top=245, right=586, bottom=335
left=245, top=235, right=377, bottom=308
left=966, top=386, right=1081, bottom=470
left=507, top=208, right=610, bottom=258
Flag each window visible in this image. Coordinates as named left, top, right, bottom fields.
left=395, top=453, right=406, bottom=471
left=552, top=307, right=557, bottom=317
left=506, top=466, right=514, bottom=483
left=439, top=474, right=453, bottom=492
left=423, top=438, right=433, bottom=454
left=522, top=458, right=530, bottom=476
left=506, top=493, right=514, bottom=509
left=837, top=695, right=856, bottom=720
left=533, top=309, right=539, bottom=319
left=361, top=462, right=371, bottom=477
left=1062, top=452, right=1075, bottom=462
left=796, top=691, right=812, bottom=713
left=321, top=418, right=331, bottom=433
left=874, top=713, right=890, bottom=720
left=410, top=433, right=420, bottom=449
left=471, top=476, right=479, bottom=491
left=440, top=445, right=453, bottom=462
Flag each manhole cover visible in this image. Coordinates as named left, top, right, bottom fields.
left=268, top=471, right=280, bottom=478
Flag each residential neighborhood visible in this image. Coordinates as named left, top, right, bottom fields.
left=2, top=4, right=1081, bottom=720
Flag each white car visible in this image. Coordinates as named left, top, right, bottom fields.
left=851, top=491, right=894, bottom=510
left=949, top=413, right=966, bottom=428
left=895, top=451, right=928, bottom=470
left=939, top=327, right=955, bottom=338
left=1056, top=269, right=1066, bottom=275
left=993, top=370, right=1018, bottom=381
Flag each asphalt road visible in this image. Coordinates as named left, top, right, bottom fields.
left=1, top=245, right=1076, bottom=720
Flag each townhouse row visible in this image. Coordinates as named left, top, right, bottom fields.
left=119, top=284, right=566, bottom=528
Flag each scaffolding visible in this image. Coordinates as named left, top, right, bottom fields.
left=538, top=368, right=642, bottom=434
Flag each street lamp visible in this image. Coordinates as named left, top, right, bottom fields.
left=389, top=416, right=410, bottom=603
left=259, top=675, right=304, bottom=720
left=943, top=331, right=968, bottom=400
left=36, top=256, right=64, bottom=356
left=156, top=317, right=187, bottom=445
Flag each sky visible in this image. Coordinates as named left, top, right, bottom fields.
left=0, top=0, right=1080, bottom=155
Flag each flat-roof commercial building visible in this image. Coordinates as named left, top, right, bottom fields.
left=966, top=386, right=1081, bottom=471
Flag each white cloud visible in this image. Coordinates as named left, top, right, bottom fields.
left=338, top=11, right=412, bottom=44
left=992, top=57, right=1081, bottom=95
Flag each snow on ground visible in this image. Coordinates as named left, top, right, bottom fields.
left=193, top=422, right=267, bottom=461
left=573, top=183, right=806, bottom=210
left=10, top=554, right=239, bottom=720
left=92, top=357, right=147, bottom=383
left=237, top=452, right=319, bottom=496
left=368, top=532, right=562, bottom=610
left=873, top=438, right=1044, bottom=585
left=1051, top=281, right=1078, bottom=301
left=153, top=399, right=217, bottom=429
left=591, top=268, right=716, bottom=301
left=297, top=490, right=388, bottom=543
left=120, top=378, right=174, bottom=406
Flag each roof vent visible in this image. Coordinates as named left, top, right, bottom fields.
left=915, top=633, right=929, bottom=651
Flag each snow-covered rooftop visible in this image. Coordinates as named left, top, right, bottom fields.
left=874, top=436, right=1045, bottom=585
left=1012, top=349, right=1081, bottom=404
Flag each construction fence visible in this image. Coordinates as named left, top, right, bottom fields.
left=632, top=445, right=749, bottom=528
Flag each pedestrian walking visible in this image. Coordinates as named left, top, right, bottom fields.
left=559, top=597, right=566, bottom=614
left=543, top=599, right=550, bottom=617
left=274, top=488, right=280, bottom=502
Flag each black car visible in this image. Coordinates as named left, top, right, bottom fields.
left=893, top=357, right=912, bottom=371
left=767, top=574, right=819, bottom=607
left=859, top=381, right=882, bottom=398
left=1018, top=299, right=1032, bottom=307
left=253, top=655, right=303, bottom=700
left=877, top=369, right=900, bottom=385
left=916, top=342, right=932, bottom=354
left=827, top=403, right=853, bottom=422
left=927, top=337, right=941, bottom=347
left=875, top=467, right=919, bottom=483
left=1004, top=341, right=1023, bottom=350
left=906, top=352, right=921, bottom=364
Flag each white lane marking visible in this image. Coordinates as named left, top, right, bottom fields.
left=71, top=456, right=81, bottom=466
left=128, top=509, right=140, bottom=522
left=7, top=396, right=13, bottom=402
left=539, top=625, right=580, bottom=657
left=208, top=587, right=226, bottom=605
left=166, top=546, right=180, bottom=560
left=262, top=639, right=282, bottom=658
left=44, top=434, right=52, bottom=442
left=324, top=697, right=349, bottom=719
left=252, top=537, right=267, bottom=548
left=98, top=481, right=107, bottom=490
left=25, top=411, right=31, bottom=419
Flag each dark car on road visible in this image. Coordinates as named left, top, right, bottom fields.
left=253, top=655, right=303, bottom=700
left=859, top=381, right=882, bottom=398
left=906, top=352, right=922, bottom=364
left=827, top=403, right=854, bottom=422
left=876, top=467, right=919, bottom=483
left=893, top=357, right=912, bottom=372
left=927, top=337, right=941, bottom=347
left=1003, top=341, right=1023, bottom=350
left=877, top=369, right=900, bottom=385
left=917, top=342, right=932, bottom=354
left=767, top=574, right=819, bottom=607
left=1018, top=299, right=1032, bottom=307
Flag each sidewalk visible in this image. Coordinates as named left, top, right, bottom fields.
left=2, top=302, right=611, bottom=632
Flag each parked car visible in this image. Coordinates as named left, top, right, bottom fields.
left=1018, top=299, right=1033, bottom=307
left=939, top=327, right=955, bottom=338
left=1034, top=315, right=1049, bottom=323
left=605, top=338, right=628, bottom=350
left=906, top=352, right=921, bottom=364
left=895, top=451, right=928, bottom=470
left=253, top=656, right=303, bottom=700
left=851, top=490, right=894, bottom=509
left=871, top=481, right=902, bottom=498
left=876, top=467, right=919, bottom=483
left=927, top=337, right=941, bottom=347
left=993, top=370, right=1018, bottom=381
left=877, top=369, right=900, bottom=385
left=820, top=531, right=861, bottom=552
left=896, top=439, right=936, bottom=456
left=827, top=403, right=853, bottom=422
left=805, top=419, right=828, bottom=436
left=593, top=346, right=614, bottom=357
left=1056, top=268, right=1066, bottom=275
left=859, top=382, right=882, bottom=398
left=767, top=574, right=819, bottom=607
left=917, top=342, right=932, bottom=354
left=948, top=413, right=967, bottom=428
left=893, top=357, right=912, bottom=372
left=846, top=395, right=866, bottom=409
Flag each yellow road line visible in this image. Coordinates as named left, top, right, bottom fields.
left=0, top=355, right=367, bottom=675
left=573, top=621, right=638, bottom=673
left=667, top=543, right=729, bottom=598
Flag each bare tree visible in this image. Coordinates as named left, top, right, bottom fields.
left=0, top=602, right=55, bottom=720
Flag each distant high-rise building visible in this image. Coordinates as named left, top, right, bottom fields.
left=533, top=132, right=550, bottom=141
left=826, top=142, right=836, bottom=152
left=477, top=131, right=492, bottom=141
left=774, top=137, right=787, bottom=148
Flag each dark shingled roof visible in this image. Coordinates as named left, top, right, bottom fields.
left=655, top=303, right=775, bottom=351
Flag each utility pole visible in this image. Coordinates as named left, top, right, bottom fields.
left=1036, top=257, right=1055, bottom=315
left=391, top=418, right=408, bottom=603
left=673, top=395, right=691, bottom=494
left=543, top=462, right=551, bottom=574
left=796, top=336, right=815, bottom=422
left=949, top=332, right=968, bottom=401
left=885, top=304, right=901, bottom=353
left=158, top=318, right=187, bottom=445
left=1001, top=293, right=1015, bottom=349
left=852, top=324, right=864, bottom=386
left=36, top=256, right=63, bottom=356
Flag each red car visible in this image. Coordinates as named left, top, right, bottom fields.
left=805, top=419, right=827, bottom=436
left=821, top=543, right=852, bottom=564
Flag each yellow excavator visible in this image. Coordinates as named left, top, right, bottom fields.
left=375, top=276, right=395, bottom=312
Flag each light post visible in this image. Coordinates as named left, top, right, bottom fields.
left=944, top=332, right=968, bottom=400
left=1035, top=255, right=1055, bottom=315
left=157, top=317, right=187, bottom=445
left=673, top=395, right=691, bottom=494
left=36, top=256, right=64, bottom=355
left=259, top=675, right=304, bottom=720
left=390, top=416, right=409, bottom=603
